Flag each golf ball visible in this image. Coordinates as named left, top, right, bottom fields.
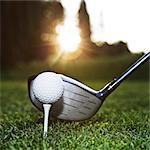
left=32, top=72, right=64, bottom=103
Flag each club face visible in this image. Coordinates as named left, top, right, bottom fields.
left=28, top=73, right=104, bottom=121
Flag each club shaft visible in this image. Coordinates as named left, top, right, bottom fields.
left=101, top=52, right=150, bottom=99
left=113, top=52, right=150, bottom=86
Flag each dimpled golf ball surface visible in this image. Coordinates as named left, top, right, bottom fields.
left=32, top=72, right=64, bottom=103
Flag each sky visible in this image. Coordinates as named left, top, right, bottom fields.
left=52, top=0, right=150, bottom=53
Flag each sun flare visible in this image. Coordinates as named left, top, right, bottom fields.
left=56, top=22, right=81, bottom=53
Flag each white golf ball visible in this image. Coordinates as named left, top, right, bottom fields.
left=32, top=72, right=64, bottom=104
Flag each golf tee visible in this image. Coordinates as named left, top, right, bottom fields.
left=43, top=104, right=51, bottom=137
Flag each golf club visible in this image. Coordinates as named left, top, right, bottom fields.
left=28, top=52, right=149, bottom=121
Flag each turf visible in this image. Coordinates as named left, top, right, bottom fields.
left=0, top=80, right=149, bottom=150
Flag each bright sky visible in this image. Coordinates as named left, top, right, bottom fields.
left=56, top=0, right=81, bottom=52
left=85, top=0, right=150, bottom=53
left=55, top=0, right=150, bottom=53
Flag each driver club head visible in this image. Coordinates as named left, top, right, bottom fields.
left=28, top=52, right=149, bottom=121
left=28, top=73, right=104, bottom=121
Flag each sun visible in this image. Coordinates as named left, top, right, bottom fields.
left=56, top=22, right=81, bottom=53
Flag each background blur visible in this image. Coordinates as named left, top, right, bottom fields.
left=0, top=0, right=149, bottom=81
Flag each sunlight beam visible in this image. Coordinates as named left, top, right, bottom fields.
left=56, top=0, right=81, bottom=53
left=56, top=21, right=81, bottom=53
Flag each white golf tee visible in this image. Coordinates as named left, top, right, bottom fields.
left=43, top=104, right=51, bottom=137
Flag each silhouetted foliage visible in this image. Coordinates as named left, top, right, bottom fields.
left=1, top=0, right=134, bottom=69
left=79, top=1, right=91, bottom=42
left=1, top=1, right=63, bottom=69
left=78, top=0, right=130, bottom=58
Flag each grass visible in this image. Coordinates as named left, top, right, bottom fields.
left=0, top=80, right=149, bottom=150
